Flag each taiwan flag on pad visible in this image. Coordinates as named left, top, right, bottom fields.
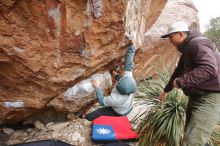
left=92, top=116, right=138, bottom=141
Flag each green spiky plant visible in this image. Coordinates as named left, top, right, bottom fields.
left=132, top=67, right=188, bottom=146
left=208, top=123, right=220, bottom=146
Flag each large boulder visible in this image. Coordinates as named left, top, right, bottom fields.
left=136, top=0, right=199, bottom=79
left=0, top=0, right=168, bottom=124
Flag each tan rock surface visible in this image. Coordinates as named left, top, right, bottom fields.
left=0, top=0, right=199, bottom=125
left=137, top=0, right=199, bottom=79
left=0, top=0, right=168, bottom=124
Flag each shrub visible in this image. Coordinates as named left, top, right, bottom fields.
left=132, top=68, right=187, bottom=146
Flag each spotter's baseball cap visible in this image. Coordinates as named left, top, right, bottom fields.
left=161, top=22, right=189, bottom=38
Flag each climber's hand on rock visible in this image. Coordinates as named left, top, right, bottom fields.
left=129, top=40, right=134, bottom=46
left=125, top=32, right=136, bottom=45
left=91, top=80, right=100, bottom=88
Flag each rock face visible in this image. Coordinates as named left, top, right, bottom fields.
left=0, top=0, right=168, bottom=124
left=0, top=0, right=200, bottom=145
left=137, top=0, right=199, bottom=79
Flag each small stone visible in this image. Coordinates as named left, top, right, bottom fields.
left=67, top=113, right=76, bottom=121
left=71, top=132, right=81, bottom=141
left=51, top=131, right=59, bottom=138
left=79, top=137, right=85, bottom=143
left=34, top=120, right=47, bottom=131
left=47, top=122, right=70, bottom=131
left=3, top=128, right=14, bottom=135
left=13, top=130, right=28, bottom=138
left=46, top=122, right=54, bottom=128
left=26, top=128, right=33, bottom=133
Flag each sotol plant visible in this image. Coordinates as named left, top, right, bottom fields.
left=208, top=123, right=220, bottom=146
left=132, top=68, right=220, bottom=146
left=132, top=68, right=187, bottom=146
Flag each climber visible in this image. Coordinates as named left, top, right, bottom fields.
left=85, top=38, right=137, bottom=121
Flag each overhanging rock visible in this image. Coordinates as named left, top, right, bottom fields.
left=1, top=0, right=191, bottom=124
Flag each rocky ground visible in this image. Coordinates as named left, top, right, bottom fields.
left=0, top=103, right=139, bottom=146
left=1, top=119, right=93, bottom=146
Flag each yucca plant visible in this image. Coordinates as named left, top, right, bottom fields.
left=208, top=123, right=220, bottom=146
left=132, top=67, right=188, bottom=146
